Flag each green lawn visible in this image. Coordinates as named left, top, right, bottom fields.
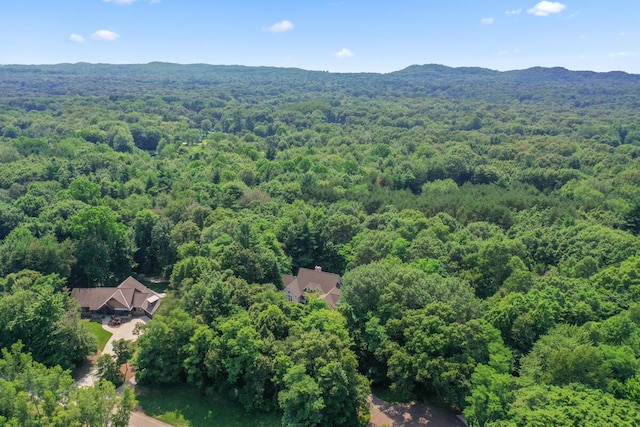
left=371, top=384, right=412, bottom=405
left=84, top=320, right=112, bottom=352
left=136, top=385, right=282, bottom=427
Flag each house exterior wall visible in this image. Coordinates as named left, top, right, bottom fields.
left=106, top=300, right=128, bottom=310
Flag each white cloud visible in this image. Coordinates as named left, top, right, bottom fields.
left=481, top=17, right=495, bottom=25
left=610, top=51, right=636, bottom=58
left=69, top=33, right=84, bottom=43
left=92, top=30, right=120, bottom=41
left=266, top=20, right=294, bottom=33
left=334, top=48, right=354, bottom=58
left=528, top=1, right=566, bottom=16
left=506, top=8, right=522, bottom=15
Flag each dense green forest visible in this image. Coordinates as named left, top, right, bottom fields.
left=1, top=62, right=640, bottom=426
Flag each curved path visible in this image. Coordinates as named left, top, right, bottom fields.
left=76, top=316, right=149, bottom=387
left=128, top=411, right=173, bottom=427
left=74, top=316, right=171, bottom=427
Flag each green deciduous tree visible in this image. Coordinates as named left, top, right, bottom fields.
left=69, top=206, right=135, bottom=286
left=0, top=344, right=134, bottom=427
left=69, top=177, right=101, bottom=205
left=0, top=271, right=96, bottom=369
left=134, top=209, right=160, bottom=274
left=96, top=354, right=124, bottom=386
left=385, top=303, right=509, bottom=407
left=112, top=338, right=136, bottom=378
left=0, top=226, right=75, bottom=277
left=464, top=364, right=513, bottom=427
left=112, top=386, right=136, bottom=427
left=135, top=307, right=198, bottom=385
left=278, top=365, right=325, bottom=427
left=500, top=384, right=640, bottom=426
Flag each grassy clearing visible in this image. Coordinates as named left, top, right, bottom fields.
left=136, top=385, right=281, bottom=427
left=371, top=385, right=410, bottom=405
left=84, top=320, right=112, bottom=352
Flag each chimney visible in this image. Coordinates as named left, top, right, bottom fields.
left=314, top=266, right=322, bottom=272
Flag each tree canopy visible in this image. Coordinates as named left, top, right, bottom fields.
left=2, top=63, right=640, bottom=425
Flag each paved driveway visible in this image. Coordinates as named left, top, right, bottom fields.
left=102, top=316, right=149, bottom=355
left=369, top=395, right=467, bottom=427
left=76, top=316, right=149, bottom=387
left=128, top=411, right=173, bottom=427
left=75, top=316, right=171, bottom=427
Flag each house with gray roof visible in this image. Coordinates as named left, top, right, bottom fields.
left=283, top=266, right=342, bottom=309
left=72, top=276, right=165, bottom=318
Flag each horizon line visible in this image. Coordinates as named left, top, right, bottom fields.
left=0, top=61, right=635, bottom=76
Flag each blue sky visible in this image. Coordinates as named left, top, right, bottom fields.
left=1, top=1, right=638, bottom=74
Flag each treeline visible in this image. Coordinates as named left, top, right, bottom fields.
left=0, top=342, right=135, bottom=426
left=1, top=63, right=640, bottom=426
left=135, top=274, right=369, bottom=426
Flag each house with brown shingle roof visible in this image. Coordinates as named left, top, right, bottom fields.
left=283, top=266, right=342, bottom=309
left=72, top=276, right=164, bottom=318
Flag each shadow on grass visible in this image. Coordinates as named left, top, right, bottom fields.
left=136, top=385, right=281, bottom=427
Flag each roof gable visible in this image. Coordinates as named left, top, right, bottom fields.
left=295, top=267, right=341, bottom=295
left=282, top=267, right=342, bottom=309
left=109, top=289, right=132, bottom=310
left=285, top=278, right=304, bottom=299
left=117, top=276, right=153, bottom=293
left=282, top=274, right=296, bottom=287
left=71, top=276, right=164, bottom=315
left=318, top=287, right=341, bottom=310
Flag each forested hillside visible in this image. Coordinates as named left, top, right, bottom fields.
left=1, top=63, right=640, bottom=426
